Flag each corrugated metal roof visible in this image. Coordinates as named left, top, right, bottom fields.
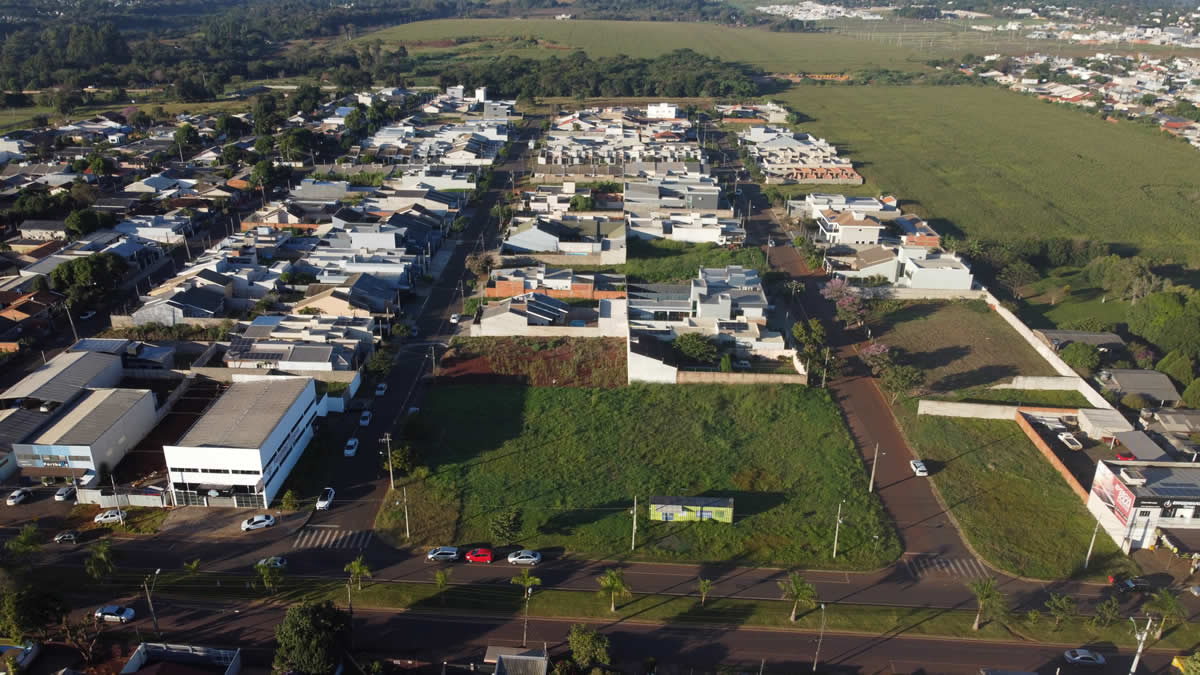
left=175, top=378, right=312, bottom=449
left=0, top=407, right=54, bottom=450
left=495, top=655, right=548, bottom=675
left=34, top=388, right=153, bottom=446
left=1, top=351, right=120, bottom=403
left=70, top=338, right=132, bottom=355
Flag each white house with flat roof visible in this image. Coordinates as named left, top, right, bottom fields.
left=164, top=377, right=317, bottom=508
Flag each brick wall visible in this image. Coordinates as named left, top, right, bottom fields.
left=1014, top=407, right=1089, bottom=502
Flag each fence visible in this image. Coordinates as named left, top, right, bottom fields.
left=916, top=400, right=1020, bottom=420
left=1014, top=407, right=1089, bottom=502
left=677, top=370, right=808, bottom=385
left=77, top=489, right=168, bottom=508
left=991, top=375, right=1112, bottom=409
left=857, top=287, right=988, bottom=300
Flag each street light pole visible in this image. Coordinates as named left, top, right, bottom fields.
left=379, top=433, right=395, bottom=492
left=522, top=586, right=532, bottom=648
left=1085, top=519, right=1101, bottom=569
left=1129, top=615, right=1155, bottom=675
left=832, top=501, right=844, bottom=559
left=868, top=443, right=882, bottom=492
left=812, top=603, right=826, bottom=672
left=144, top=568, right=162, bottom=639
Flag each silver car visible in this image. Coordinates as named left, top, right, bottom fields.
left=54, top=486, right=76, bottom=502
left=94, top=605, right=135, bottom=623
left=507, top=550, right=542, bottom=566
left=6, top=488, right=32, bottom=506
left=426, top=546, right=459, bottom=562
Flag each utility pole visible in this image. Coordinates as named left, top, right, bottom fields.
left=521, top=586, right=532, bottom=647
left=429, top=345, right=437, bottom=377
left=379, top=433, right=395, bottom=492
left=65, top=307, right=79, bottom=344
left=812, top=603, right=826, bottom=672
left=1129, top=616, right=1155, bottom=675
left=868, top=443, right=882, bottom=492
left=631, top=495, right=638, bottom=551
left=346, top=580, right=354, bottom=651
left=111, top=474, right=125, bottom=527
left=1084, top=519, right=1101, bottom=569
left=832, top=501, right=844, bottom=559
left=144, top=569, right=162, bottom=639
left=402, top=486, right=410, bottom=540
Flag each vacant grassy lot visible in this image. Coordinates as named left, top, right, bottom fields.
left=379, top=384, right=901, bottom=568
left=777, top=86, right=1200, bottom=262
left=627, top=238, right=765, bottom=284
left=1017, top=267, right=1131, bottom=330
left=438, top=337, right=626, bottom=387
left=870, top=300, right=1056, bottom=392
left=895, top=407, right=1136, bottom=580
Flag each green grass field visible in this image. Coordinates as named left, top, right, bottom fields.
left=776, top=86, right=1200, bottom=262
left=870, top=300, right=1057, bottom=392
left=895, top=408, right=1137, bottom=580
left=379, top=384, right=901, bottom=568
left=626, top=238, right=765, bottom=283
left=928, top=387, right=1092, bottom=408
left=1017, top=267, right=1131, bottom=330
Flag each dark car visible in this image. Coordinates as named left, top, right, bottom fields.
left=1110, top=575, right=1153, bottom=594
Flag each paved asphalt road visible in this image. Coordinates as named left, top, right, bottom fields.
left=91, top=595, right=1182, bottom=674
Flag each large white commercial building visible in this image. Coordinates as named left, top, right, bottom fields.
left=164, top=377, right=317, bottom=508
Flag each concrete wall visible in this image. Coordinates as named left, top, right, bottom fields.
left=77, top=490, right=168, bottom=508
left=676, top=370, right=808, bottom=385
left=627, top=345, right=678, bottom=384
left=502, top=250, right=627, bottom=266
left=857, top=287, right=987, bottom=300
left=990, top=376, right=1112, bottom=409
left=189, top=367, right=360, bottom=384
left=1014, top=409, right=1089, bottom=502
left=917, top=400, right=1021, bottom=419
left=469, top=322, right=627, bottom=338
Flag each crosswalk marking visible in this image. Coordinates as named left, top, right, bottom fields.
left=903, top=556, right=989, bottom=579
left=292, top=527, right=373, bottom=550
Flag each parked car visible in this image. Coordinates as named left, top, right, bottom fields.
left=54, top=486, right=76, bottom=502
left=1063, top=649, right=1105, bottom=666
left=241, top=514, right=276, bottom=531
left=449, top=313, right=461, bottom=325
left=1057, top=432, right=1083, bottom=451
left=94, top=605, right=135, bottom=624
left=93, top=510, right=126, bottom=524
left=426, top=546, right=459, bottom=562
left=256, top=556, right=287, bottom=569
left=910, top=460, right=929, bottom=477
left=344, top=438, right=359, bottom=457
left=375, top=383, right=387, bottom=396
left=6, top=488, right=31, bottom=506
left=53, top=530, right=79, bottom=545
left=79, top=310, right=97, bottom=321
left=1111, top=575, right=1153, bottom=594
left=507, top=550, right=542, bottom=566
left=733, top=359, right=751, bottom=369
left=360, top=411, right=372, bottom=427
left=316, top=487, right=335, bottom=510
left=1116, top=450, right=1136, bottom=461
left=465, top=548, right=494, bottom=564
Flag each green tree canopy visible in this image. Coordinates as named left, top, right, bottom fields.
left=272, top=600, right=349, bottom=675
left=1060, top=342, right=1101, bottom=376
left=567, top=624, right=610, bottom=670
left=672, top=332, right=717, bottom=365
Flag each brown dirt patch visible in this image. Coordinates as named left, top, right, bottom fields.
left=435, top=337, right=626, bottom=388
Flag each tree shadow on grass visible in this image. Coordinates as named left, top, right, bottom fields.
left=897, top=344, right=971, bottom=374
left=872, top=300, right=941, bottom=331
left=932, top=364, right=1019, bottom=392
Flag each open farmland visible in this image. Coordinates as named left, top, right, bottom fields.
left=379, top=384, right=901, bottom=568
left=870, top=300, right=1056, bottom=392
left=777, top=86, right=1200, bottom=262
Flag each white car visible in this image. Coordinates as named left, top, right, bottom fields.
left=344, top=438, right=359, bottom=457
left=79, top=310, right=97, bottom=321
left=95, top=605, right=135, bottom=623
left=6, top=488, right=32, bottom=506
left=375, top=383, right=387, bottom=396
left=360, top=411, right=372, bottom=427
left=426, top=546, right=460, bottom=562
left=93, top=509, right=126, bottom=524
left=507, top=550, right=542, bottom=566
left=257, top=556, right=287, bottom=569
left=240, top=514, right=276, bottom=531
left=1058, top=432, right=1084, bottom=451
left=449, top=313, right=461, bottom=324
left=316, top=487, right=335, bottom=510
left=54, top=486, right=76, bottom=502
left=910, top=460, right=929, bottom=477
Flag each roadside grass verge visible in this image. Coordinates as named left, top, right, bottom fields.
left=870, top=299, right=1057, bottom=391
left=66, top=505, right=170, bottom=535
left=378, top=384, right=901, bottom=568
left=926, top=388, right=1092, bottom=408
left=40, top=566, right=1200, bottom=651
left=892, top=401, right=1137, bottom=581
left=626, top=238, right=765, bottom=284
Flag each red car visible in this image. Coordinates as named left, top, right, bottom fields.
left=465, top=548, right=494, bottom=564
left=1116, top=451, right=1136, bottom=461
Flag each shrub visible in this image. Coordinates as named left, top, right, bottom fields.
left=1121, top=393, right=1149, bottom=411
left=673, top=333, right=717, bottom=365
left=1183, top=380, right=1200, bottom=409
left=1060, top=342, right=1101, bottom=376
left=1156, top=349, right=1196, bottom=388
left=719, top=354, right=733, bottom=372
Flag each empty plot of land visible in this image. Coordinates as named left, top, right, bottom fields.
left=381, top=384, right=901, bottom=568
left=872, top=300, right=1056, bottom=392
left=438, top=337, right=627, bottom=388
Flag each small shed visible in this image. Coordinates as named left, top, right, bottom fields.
left=1078, top=407, right=1135, bottom=442
left=649, top=496, right=734, bottom=523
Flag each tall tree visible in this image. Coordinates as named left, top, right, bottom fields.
left=567, top=624, right=610, bottom=670
left=273, top=600, right=349, bottom=675
left=84, top=540, right=117, bottom=581
left=777, top=571, right=816, bottom=622
left=256, top=561, right=284, bottom=593
left=967, top=577, right=1004, bottom=631
left=597, top=568, right=631, bottom=613
left=697, top=577, right=713, bottom=607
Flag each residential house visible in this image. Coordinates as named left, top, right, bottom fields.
left=486, top=265, right=627, bottom=300
left=115, top=214, right=195, bottom=244
left=1035, top=329, right=1126, bottom=352
left=814, top=210, right=886, bottom=246
left=626, top=212, right=745, bottom=245
left=824, top=246, right=974, bottom=290
left=622, top=177, right=722, bottom=215
left=293, top=273, right=401, bottom=317
left=18, top=219, right=68, bottom=241
left=503, top=215, right=627, bottom=259
left=1099, top=368, right=1182, bottom=406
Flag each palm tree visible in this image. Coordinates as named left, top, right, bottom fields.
left=434, top=568, right=452, bottom=606
left=344, top=555, right=372, bottom=591
left=256, top=562, right=283, bottom=593
left=85, top=540, right=117, bottom=582
left=777, top=571, right=816, bottom=622
left=597, top=568, right=631, bottom=613
left=511, top=568, right=542, bottom=647
left=968, top=577, right=1004, bottom=631
left=183, top=558, right=201, bottom=577
left=1147, top=588, right=1185, bottom=639
left=697, top=578, right=713, bottom=607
